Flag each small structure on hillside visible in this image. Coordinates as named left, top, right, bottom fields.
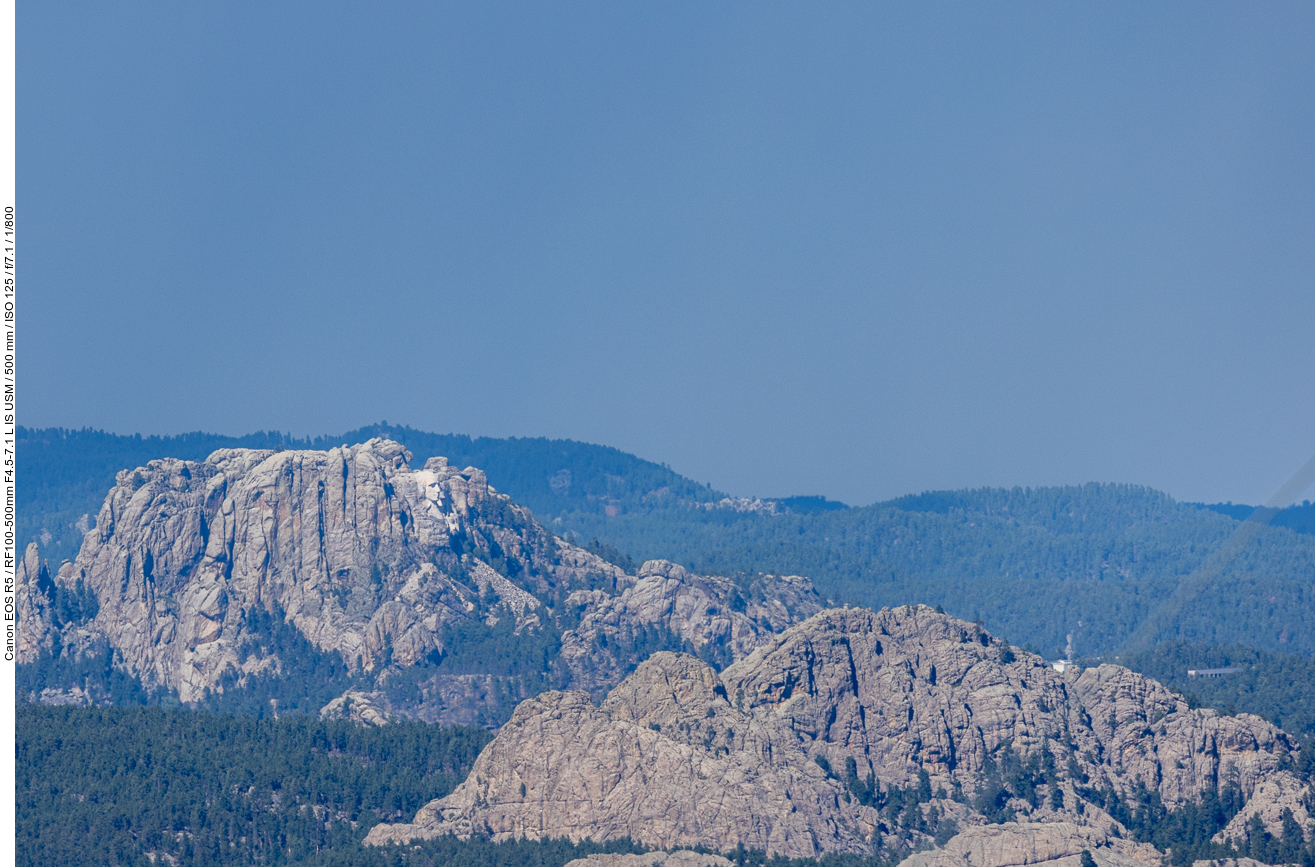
left=1187, top=667, right=1243, bottom=678
left=1050, top=632, right=1077, bottom=673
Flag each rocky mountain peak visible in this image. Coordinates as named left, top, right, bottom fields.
left=18, top=439, right=823, bottom=723
left=368, top=605, right=1305, bottom=858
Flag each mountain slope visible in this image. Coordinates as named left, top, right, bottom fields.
left=17, top=438, right=821, bottom=724
left=566, top=484, right=1315, bottom=658
left=367, top=606, right=1308, bottom=861
left=1113, top=640, right=1315, bottom=737
left=16, top=424, right=727, bottom=557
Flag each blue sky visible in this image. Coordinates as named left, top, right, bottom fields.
left=20, top=2, right=1315, bottom=505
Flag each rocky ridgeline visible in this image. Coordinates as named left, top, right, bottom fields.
left=16, top=439, right=822, bottom=718
left=367, top=606, right=1310, bottom=860
left=558, top=558, right=820, bottom=697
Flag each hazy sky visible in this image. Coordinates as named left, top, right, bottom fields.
left=21, top=3, right=1315, bottom=506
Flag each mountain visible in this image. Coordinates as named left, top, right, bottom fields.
left=17, top=438, right=822, bottom=725
left=14, top=423, right=730, bottom=557
left=564, top=485, right=1315, bottom=659
left=20, top=424, right=1315, bottom=673
left=17, top=433, right=1315, bottom=867
left=1110, top=641, right=1315, bottom=737
left=21, top=425, right=1315, bottom=667
left=366, top=606, right=1308, bottom=862
left=20, top=609, right=1315, bottom=867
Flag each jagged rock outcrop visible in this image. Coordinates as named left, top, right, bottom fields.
left=34, top=685, right=95, bottom=706
left=898, top=822, right=1160, bottom=867
left=370, top=606, right=1302, bottom=857
left=41, top=439, right=574, bottom=700
left=1067, top=665, right=1295, bottom=810
left=722, top=607, right=1297, bottom=810
left=565, top=854, right=732, bottom=867
left=1213, top=771, right=1311, bottom=846
left=365, top=651, right=878, bottom=857
left=723, top=606, right=1087, bottom=791
left=16, top=543, right=54, bottom=661
left=558, top=559, right=822, bottom=695
left=19, top=439, right=821, bottom=721
left=319, top=689, right=393, bottom=726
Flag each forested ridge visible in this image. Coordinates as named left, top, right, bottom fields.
left=1114, top=640, right=1315, bottom=737
left=17, top=705, right=491, bottom=866
left=1200, top=500, right=1315, bottom=536
left=563, top=484, right=1315, bottom=658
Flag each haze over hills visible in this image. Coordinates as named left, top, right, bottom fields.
left=19, top=424, right=1315, bottom=663
left=577, top=484, right=1315, bottom=660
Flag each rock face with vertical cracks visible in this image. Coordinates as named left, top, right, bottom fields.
left=365, top=651, right=881, bottom=858
left=722, top=607, right=1298, bottom=811
left=16, top=543, right=56, bottom=661
left=898, top=822, right=1161, bottom=867
left=558, top=559, right=822, bottom=696
left=368, top=607, right=1304, bottom=857
left=18, top=439, right=822, bottom=720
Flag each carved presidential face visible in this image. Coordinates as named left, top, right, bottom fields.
left=411, top=470, right=444, bottom=507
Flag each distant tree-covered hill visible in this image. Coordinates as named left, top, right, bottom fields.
left=16, top=423, right=726, bottom=557
left=561, top=483, right=1315, bottom=659
left=1198, top=499, right=1315, bottom=536
left=1114, top=639, right=1315, bottom=738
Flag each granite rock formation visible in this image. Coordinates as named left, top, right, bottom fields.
left=558, top=558, right=822, bottom=695
left=898, top=822, right=1160, bottom=867
left=364, top=651, right=879, bottom=857
left=15, top=543, right=54, bottom=661
left=319, top=689, right=393, bottom=727
left=369, top=606, right=1305, bottom=857
left=722, top=607, right=1298, bottom=810
left=17, top=440, right=822, bottom=721
left=564, top=854, right=732, bottom=867
left=1213, top=771, right=1311, bottom=847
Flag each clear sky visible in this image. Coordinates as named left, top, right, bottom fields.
left=20, top=3, right=1315, bottom=506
